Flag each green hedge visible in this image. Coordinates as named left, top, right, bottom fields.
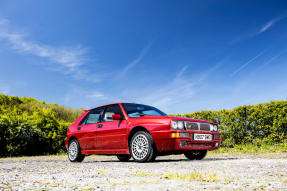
left=0, top=94, right=81, bottom=157
left=0, top=94, right=286, bottom=157
left=173, top=101, right=287, bottom=147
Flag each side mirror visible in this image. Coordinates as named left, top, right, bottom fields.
left=112, top=114, right=122, bottom=120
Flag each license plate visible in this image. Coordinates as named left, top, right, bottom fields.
left=194, top=133, right=212, bottom=141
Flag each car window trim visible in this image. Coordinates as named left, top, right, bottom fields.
left=101, top=104, right=125, bottom=123
left=121, top=103, right=167, bottom=118
left=79, top=107, right=105, bottom=125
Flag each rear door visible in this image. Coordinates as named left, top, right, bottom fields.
left=96, top=104, right=128, bottom=150
left=77, top=107, right=104, bottom=150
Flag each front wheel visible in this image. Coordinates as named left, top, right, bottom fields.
left=130, top=131, right=156, bottom=162
left=184, top=150, right=207, bottom=160
left=68, top=139, right=85, bottom=162
left=117, top=154, right=131, bottom=162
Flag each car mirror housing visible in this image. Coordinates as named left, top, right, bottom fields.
left=112, top=114, right=122, bottom=120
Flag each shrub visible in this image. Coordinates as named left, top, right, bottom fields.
left=174, top=101, right=287, bottom=146
left=0, top=94, right=81, bottom=157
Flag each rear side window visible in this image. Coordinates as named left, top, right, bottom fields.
left=102, top=104, right=124, bottom=122
left=80, top=108, right=104, bottom=125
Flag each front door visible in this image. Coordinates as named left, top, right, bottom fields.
left=96, top=104, right=128, bottom=150
left=77, top=107, right=104, bottom=150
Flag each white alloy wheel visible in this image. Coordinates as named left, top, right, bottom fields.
left=131, top=134, right=149, bottom=160
left=68, top=141, right=78, bottom=161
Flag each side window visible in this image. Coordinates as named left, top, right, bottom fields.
left=80, top=108, right=104, bottom=125
left=102, top=104, right=124, bottom=122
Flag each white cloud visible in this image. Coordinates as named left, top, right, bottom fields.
left=259, top=21, right=273, bottom=33
left=260, top=48, right=287, bottom=68
left=0, top=84, right=10, bottom=94
left=259, top=15, right=287, bottom=33
left=0, top=32, right=87, bottom=69
left=230, top=50, right=265, bottom=77
left=62, top=61, right=223, bottom=112
left=230, top=14, right=287, bottom=44
left=116, top=43, right=152, bottom=79
left=137, top=62, right=223, bottom=113
left=64, top=87, right=121, bottom=109
left=139, top=71, right=194, bottom=110
left=0, top=18, right=102, bottom=82
left=175, top=65, right=189, bottom=79
left=86, top=92, right=106, bottom=99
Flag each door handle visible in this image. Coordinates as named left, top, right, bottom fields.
left=77, top=127, right=81, bottom=130
left=98, top=124, right=103, bottom=128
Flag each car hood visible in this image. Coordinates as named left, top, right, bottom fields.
left=132, top=115, right=216, bottom=124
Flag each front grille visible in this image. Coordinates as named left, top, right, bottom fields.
left=184, top=122, right=211, bottom=131
left=185, top=122, right=199, bottom=130
left=199, top=123, right=210, bottom=131
left=180, top=141, right=213, bottom=147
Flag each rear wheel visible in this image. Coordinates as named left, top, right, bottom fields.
left=184, top=150, right=207, bottom=160
left=117, top=154, right=131, bottom=162
left=68, top=139, right=85, bottom=162
left=130, top=131, right=156, bottom=162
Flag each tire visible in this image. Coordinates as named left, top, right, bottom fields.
left=184, top=150, right=207, bottom=160
left=149, top=152, right=157, bottom=162
left=130, top=131, right=156, bottom=162
left=68, top=139, right=85, bottom=162
left=117, top=154, right=131, bottom=162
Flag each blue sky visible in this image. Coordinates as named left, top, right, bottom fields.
left=0, top=0, right=287, bottom=114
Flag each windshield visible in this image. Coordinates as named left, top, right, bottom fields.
left=122, top=103, right=167, bottom=118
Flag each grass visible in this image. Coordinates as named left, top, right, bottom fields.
left=108, top=180, right=159, bottom=185
left=209, top=143, right=287, bottom=155
left=133, top=171, right=224, bottom=183
left=54, top=143, right=287, bottom=158
left=136, top=172, right=156, bottom=177
left=1, top=143, right=286, bottom=159
left=162, top=172, right=220, bottom=182
left=109, top=171, right=223, bottom=185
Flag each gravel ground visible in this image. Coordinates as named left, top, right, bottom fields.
left=0, top=153, right=287, bottom=191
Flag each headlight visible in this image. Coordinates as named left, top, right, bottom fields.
left=171, top=120, right=178, bottom=130
left=210, top=124, right=218, bottom=132
left=210, top=124, right=214, bottom=131
left=213, top=124, right=218, bottom=132
left=171, top=120, right=185, bottom=130
left=177, top=121, right=184, bottom=130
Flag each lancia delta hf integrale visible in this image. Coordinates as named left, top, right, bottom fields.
left=65, top=103, right=221, bottom=162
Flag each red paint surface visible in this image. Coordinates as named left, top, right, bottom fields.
left=65, top=103, right=221, bottom=155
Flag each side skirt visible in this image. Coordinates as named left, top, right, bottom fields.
left=81, top=149, right=130, bottom=155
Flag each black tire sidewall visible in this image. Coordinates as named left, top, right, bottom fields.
left=184, top=150, right=207, bottom=160
left=130, top=131, right=154, bottom=162
left=68, top=139, right=85, bottom=162
left=116, top=154, right=131, bottom=162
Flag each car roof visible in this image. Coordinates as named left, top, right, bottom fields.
left=87, top=102, right=138, bottom=111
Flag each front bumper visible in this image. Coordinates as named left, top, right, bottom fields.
left=152, top=130, right=221, bottom=152
left=174, top=137, right=221, bottom=150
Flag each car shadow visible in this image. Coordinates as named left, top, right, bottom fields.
left=84, top=157, right=239, bottom=163
left=201, top=157, right=240, bottom=161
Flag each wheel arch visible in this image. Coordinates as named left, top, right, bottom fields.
left=128, top=126, right=158, bottom=152
left=128, top=126, right=150, bottom=146
left=68, top=136, right=78, bottom=144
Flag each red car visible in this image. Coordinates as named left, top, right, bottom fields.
left=65, top=103, right=221, bottom=162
